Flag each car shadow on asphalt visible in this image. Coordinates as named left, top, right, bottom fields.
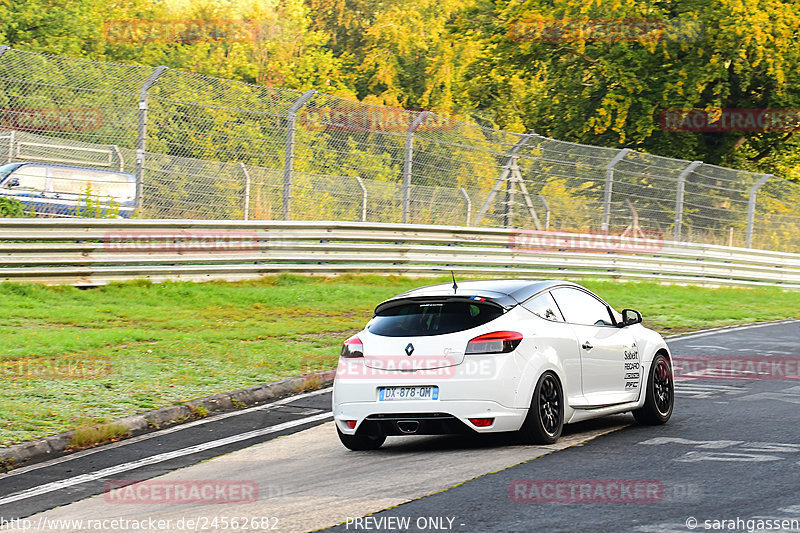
left=368, top=413, right=634, bottom=453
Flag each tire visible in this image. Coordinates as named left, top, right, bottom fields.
left=633, top=353, right=674, bottom=425
left=518, top=371, right=564, bottom=444
left=337, top=427, right=386, bottom=451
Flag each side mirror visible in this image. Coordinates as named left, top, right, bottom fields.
left=5, top=177, right=19, bottom=188
left=620, top=309, right=642, bottom=327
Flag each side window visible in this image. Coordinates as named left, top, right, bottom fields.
left=522, top=292, right=564, bottom=322
left=550, top=287, right=615, bottom=327
left=13, top=166, right=48, bottom=191
left=50, top=168, right=88, bottom=195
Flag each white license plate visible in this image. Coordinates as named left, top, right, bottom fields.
left=378, top=386, right=439, bottom=401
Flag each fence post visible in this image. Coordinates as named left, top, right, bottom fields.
left=7, top=130, right=14, bottom=163
left=111, top=145, right=124, bottom=171
left=673, top=160, right=702, bottom=242
left=282, top=90, right=317, bottom=221
left=354, top=176, right=367, bottom=222
left=503, top=158, right=517, bottom=228
left=601, top=148, right=632, bottom=232
left=472, top=130, right=536, bottom=226
left=135, top=66, right=168, bottom=212
left=539, top=195, right=550, bottom=231
left=402, top=111, right=431, bottom=224
left=1, top=47, right=11, bottom=163
left=240, top=163, right=252, bottom=220
left=458, top=187, right=471, bottom=226
left=746, top=174, right=772, bottom=248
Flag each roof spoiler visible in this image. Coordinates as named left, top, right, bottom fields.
left=374, top=295, right=514, bottom=316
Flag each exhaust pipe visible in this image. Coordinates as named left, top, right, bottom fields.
left=396, top=420, right=420, bottom=434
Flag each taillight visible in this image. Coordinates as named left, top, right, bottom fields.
left=465, top=331, right=523, bottom=354
left=469, top=418, right=494, bottom=427
left=341, top=336, right=364, bottom=358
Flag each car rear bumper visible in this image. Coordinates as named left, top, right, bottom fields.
left=333, top=398, right=528, bottom=435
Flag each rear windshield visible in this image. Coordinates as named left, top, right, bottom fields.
left=369, top=300, right=504, bottom=337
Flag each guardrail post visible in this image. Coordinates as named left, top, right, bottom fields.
left=402, top=111, right=431, bottom=224
left=354, top=176, right=367, bottom=222
left=472, top=130, right=536, bottom=226
left=458, top=187, right=471, bottom=226
left=746, top=174, right=772, bottom=248
left=539, top=195, right=550, bottom=231
left=601, top=148, right=632, bottom=232
left=283, top=90, right=317, bottom=221
left=240, top=163, right=252, bottom=220
left=135, top=66, right=168, bottom=211
left=673, top=160, right=702, bottom=241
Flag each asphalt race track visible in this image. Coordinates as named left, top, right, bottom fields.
left=1, top=320, right=799, bottom=533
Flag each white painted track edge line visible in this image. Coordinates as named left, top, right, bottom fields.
left=1, top=387, right=333, bottom=479
left=665, top=319, right=800, bottom=341
left=0, top=412, right=332, bottom=506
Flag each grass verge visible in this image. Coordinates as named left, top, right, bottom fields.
left=0, top=274, right=798, bottom=446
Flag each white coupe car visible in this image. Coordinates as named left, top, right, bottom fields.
left=332, top=279, right=673, bottom=450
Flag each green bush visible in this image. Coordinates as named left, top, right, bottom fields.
left=0, top=197, right=32, bottom=218
left=78, top=185, right=120, bottom=218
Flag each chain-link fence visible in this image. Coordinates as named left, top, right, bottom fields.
left=1, top=46, right=799, bottom=251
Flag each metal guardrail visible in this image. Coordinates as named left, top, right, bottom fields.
left=1, top=219, right=799, bottom=287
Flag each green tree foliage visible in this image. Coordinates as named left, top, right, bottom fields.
left=0, top=0, right=108, bottom=57
left=1, top=0, right=799, bottom=180
left=456, top=0, right=800, bottom=173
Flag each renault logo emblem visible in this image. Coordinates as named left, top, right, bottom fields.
left=405, top=343, right=414, bottom=356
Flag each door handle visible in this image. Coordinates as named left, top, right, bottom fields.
left=582, top=341, right=593, bottom=350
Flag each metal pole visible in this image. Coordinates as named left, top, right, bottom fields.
left=240, top=163, right=251, bottom=220
left=135, top=66, right=168, bottom=212
left=539, top=195, right=550, bottom=231
left=1, top=47, right=14, bottom=162
left=601, top=148, right=632, bottom=232
left=7, top=130, right=14, bottom=163
left=746, top=174, right=772, bottom=248
left=458, top=187, right=471, bottom=226
left=402, top=111, right=431, bottom=224
left=111, top=145, right=124, bottom=171
left=473, top=130, right=536, bottom=225
left=354, top=176, right=367, bottom=222
left=503, top=166, right=514, bottom=228
left=283, top=90, right=317, bottom=220
left=673, top=160, right=701, bottom=241
left=512, top=164, right=543, bottom=230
